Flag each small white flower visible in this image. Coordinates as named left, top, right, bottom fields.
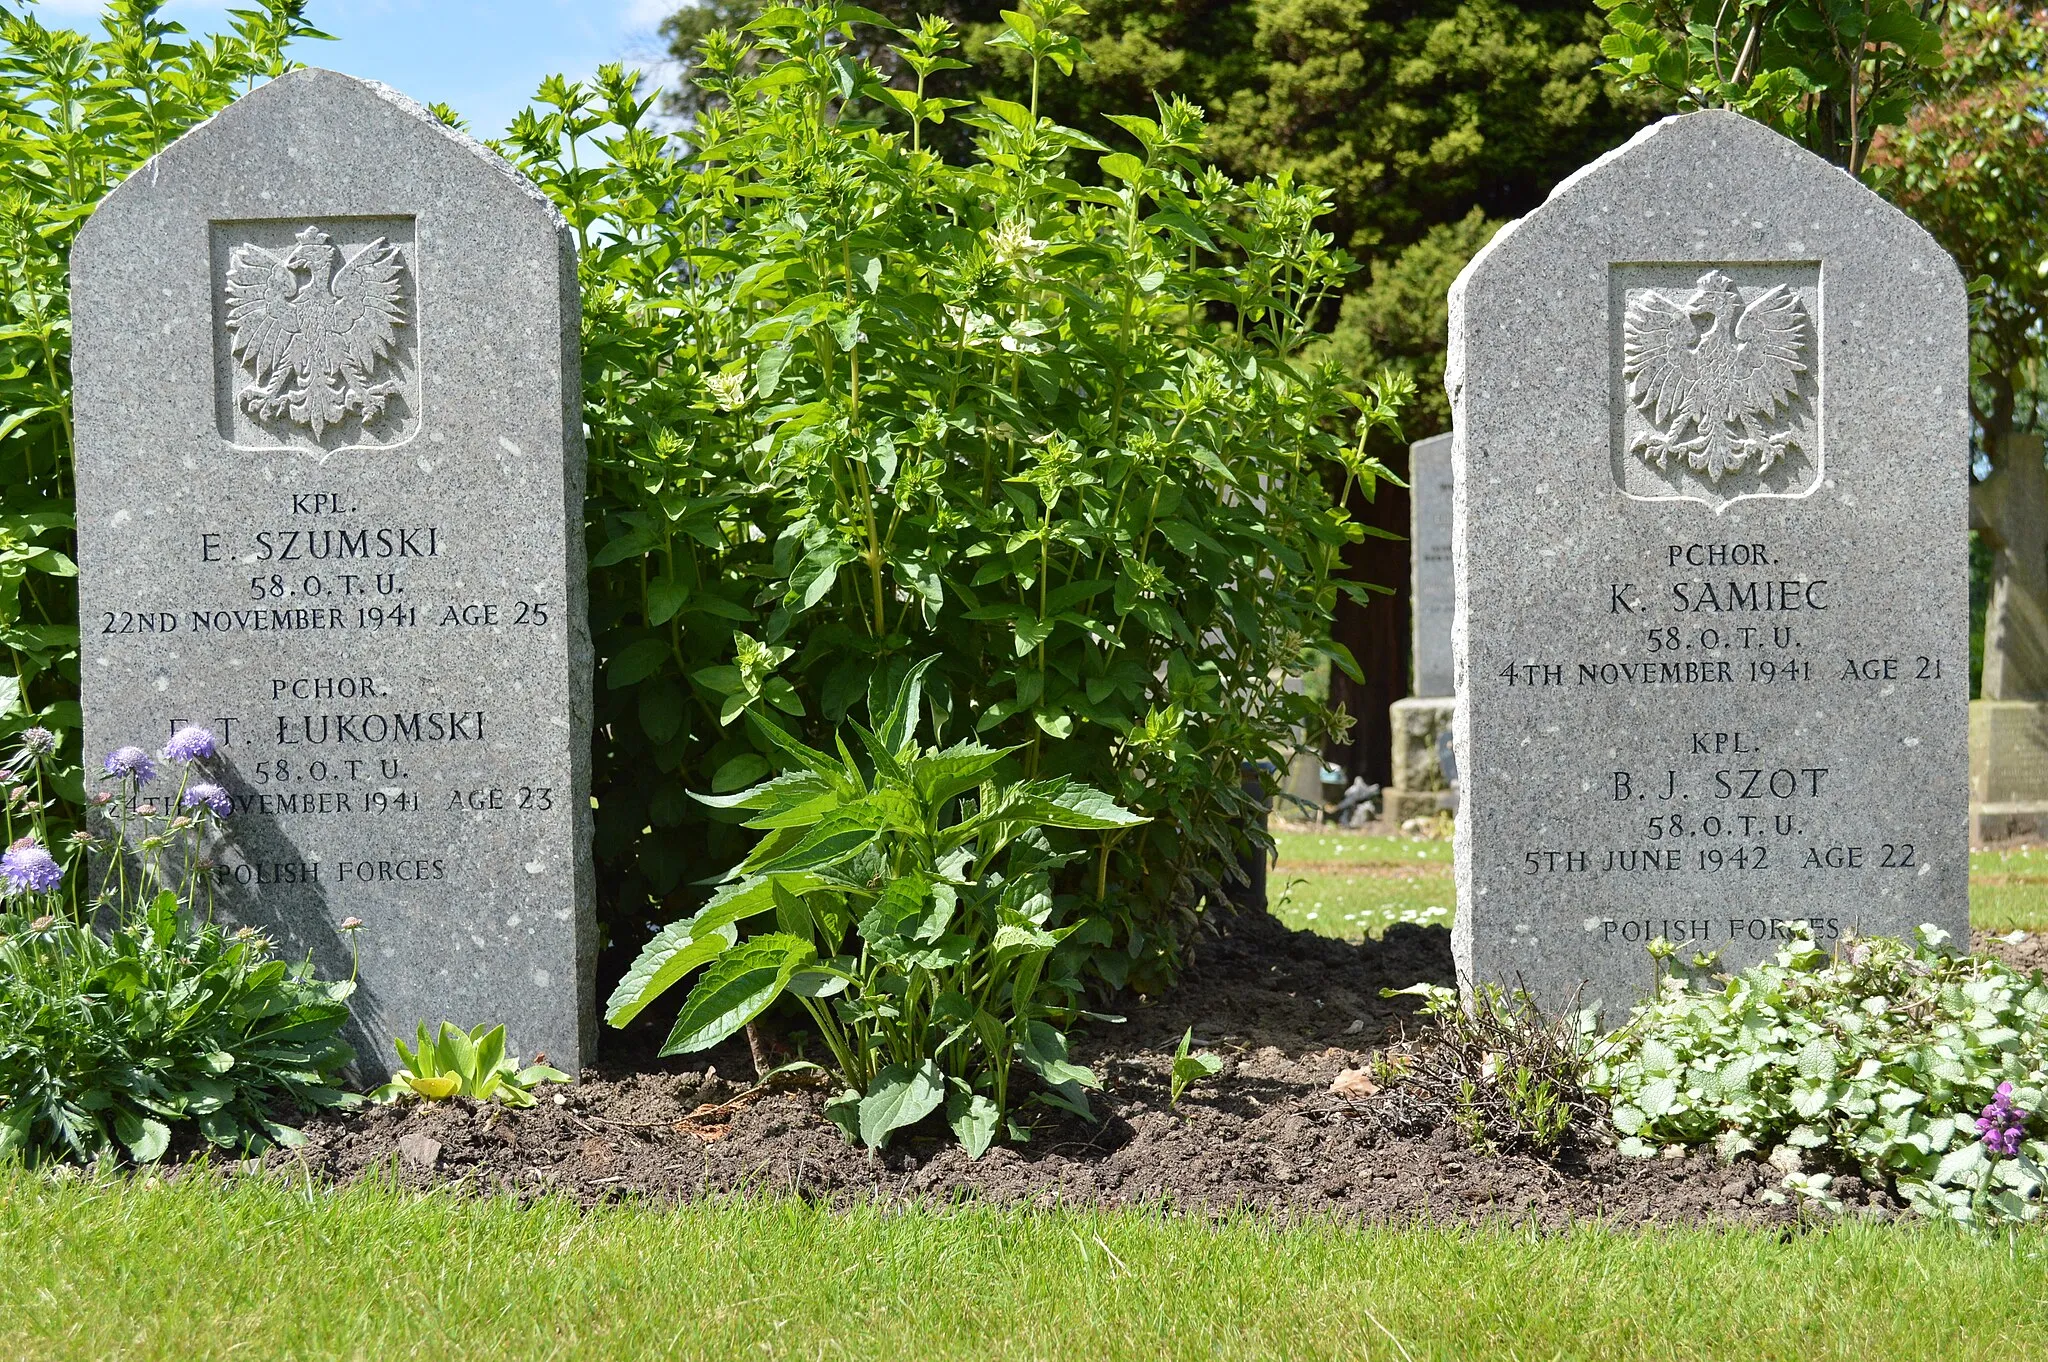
left=989, top=216, right=1044, bottom=265
left=706, top=370, right=749, bottom=411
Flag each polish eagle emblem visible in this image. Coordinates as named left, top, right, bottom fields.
left=223, top=226, right=408, bottom=437
left=1622, top=270, right=1809, bottom=481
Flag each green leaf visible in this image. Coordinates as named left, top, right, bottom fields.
left=608, top=637, right=671, bottom=688
left=747, top=807, right=884, bottom=874
left=911, top=741, right=1018, bottom=808
left=1169, top=1027, right=1223, bottom=1106
left=1019, top=1020, right=1098, bottom=1090
left=605, top=913, right=741, bottom=1027
left=858, top=1059, right=946, bottom=1148
left=1006, top=778, right=1147, bottom=830
left=824, top=1089, right=862, bottom=1142
left=646, top=576, right=691, bottom=625
left=659, top=933, right=815, bottom=1055
left=711, top=753, right=771, bottom=793
left=639, top=681, right=685, bottom=744
left=115, top=1111, right=170, bottom=1162
left=869, top=654, right=936, bottom=754
left=947, top=1082, right=1000, bottom=1159
left=1097, top=152, right=1145, bottom=184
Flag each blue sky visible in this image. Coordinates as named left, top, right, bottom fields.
left=40, top=1, right=678, bottom=138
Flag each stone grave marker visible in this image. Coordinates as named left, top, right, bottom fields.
left=1447, top=110, right=1969, bottom=1014
left=72, top=68, right=595, bottom=1076
left=1386, top=433, right=1458, bottom=822
left=1409, top=432, right=1456, bottom=699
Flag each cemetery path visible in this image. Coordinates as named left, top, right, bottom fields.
left=274, top=911, right=2045, bottom=1227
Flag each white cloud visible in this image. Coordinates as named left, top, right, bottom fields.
left=620, top=0, right=673, bottom=33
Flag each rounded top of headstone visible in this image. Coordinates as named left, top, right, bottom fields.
left=79, top=64, right=567, bottom=253
left=1455, top=109, right=1961, bottom=304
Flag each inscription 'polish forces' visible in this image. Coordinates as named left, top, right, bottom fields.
left=1446, top=110, right=1969, bottom=1015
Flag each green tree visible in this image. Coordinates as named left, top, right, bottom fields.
left=513, top=4, right=1403, bottom=997
left=1595, top=0, right=1945, bottom=174
left=1867, top=3, right=2048, bottom=697
left=668, top=0, right=1657, bottom=435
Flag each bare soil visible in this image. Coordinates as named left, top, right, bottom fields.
left=276, top=912, right=2040, bottom=1225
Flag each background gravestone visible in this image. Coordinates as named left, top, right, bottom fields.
left=72, top=68, right=595, bottom=1076
left=1384, top=432, right=1458, bottom=822
left=1447, top=110, right=1969, bottom=1013
left=1408, top=432, right=1456, bottom=699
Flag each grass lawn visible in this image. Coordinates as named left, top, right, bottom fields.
left=1270, top=830, right=2048, bottom=940
left=3, top=1172, right=2045, bottom=1361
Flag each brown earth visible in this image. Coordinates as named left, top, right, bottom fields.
left=275, top=912, right=2040, bottom=1224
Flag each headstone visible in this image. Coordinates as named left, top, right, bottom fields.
left=1409, top=432, right=1456, bottom=698
left=1386, top=432, right=1459, bottom=822
left=1972, top=703, right=2048, bottom=843
left=1447, top=111, right=1969, bottom=1013
left=71, top=68, right=595, bottom=1076
left=1973, top=433, right=2048, bottom=701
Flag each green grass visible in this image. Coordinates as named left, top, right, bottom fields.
left=1, top=1172, right=2043, bottom=1361
left=1268, top=830, right=1453, bottom=938
left=1269, top=829, right=2048, bottom=939
left=1970, top=846, right=2048, bottom=933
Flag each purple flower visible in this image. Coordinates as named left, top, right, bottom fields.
left=1976, top=1082, right=2029, bottom=1158
left=181, top=782, right=231, bottom=818
left=0, top=838, right=63, bottom=895
left=162, top=726, right=216, bottom=764
left=103, top=746, right=157, bottom=784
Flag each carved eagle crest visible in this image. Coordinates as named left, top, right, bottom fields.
left=1622, top=270, right=1809, bottom=481
left=223, top=226, right=408, bottom=437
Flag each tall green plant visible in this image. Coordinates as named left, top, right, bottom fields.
left=605, top=656, right=1147, bottom=1153
left=1594, top=0, right=1945, bottom=174
left=0, top=1, right=326, bottom=814
left=503, top=2, right=1404, bottom=992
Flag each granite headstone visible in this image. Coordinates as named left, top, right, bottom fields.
left=71, top=68, right=595, bottom=1075
left=1409, top=432, right=1456, bottom=699
left=1385, top=432, right=1459, bottom=822
left=1447, top=111, right=1969, bottom=1013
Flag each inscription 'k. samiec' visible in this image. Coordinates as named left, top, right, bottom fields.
left=223, top=225, right=408, bottom=436
left=1622, top=269, right=1810, bottom=482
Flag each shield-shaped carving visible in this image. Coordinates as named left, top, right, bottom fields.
left=1610, top=262, right=1821, bottom=513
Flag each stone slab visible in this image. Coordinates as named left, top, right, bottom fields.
left=1409, top=433, right=1456, bottom=697
left=71, top=68, right=595, bottom=1077
left=1391, top=696, right=1457, bottom=793
left=1447, top=110, right=1969, bottom=1015
left=1972, top=700, right=2048, bottom=806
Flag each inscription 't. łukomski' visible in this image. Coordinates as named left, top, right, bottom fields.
left=1446, top=110, right=1969, bottom=1015
left=71, top=68, right=596, bottom=1077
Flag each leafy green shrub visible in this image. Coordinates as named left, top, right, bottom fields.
left=1592, top=927, right=2048, bottom=1227
left=606, top=657, right=1145, bottom=1154
left=0, top=2, right=326, bottom=823
left=0, top=728, right=356, bottom=1163
left=500, top=1, right=1405, bottom=991
left=370, top=1022, right=567, bottom=1108
left=1385, top=982, right=1602, bottom=1155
